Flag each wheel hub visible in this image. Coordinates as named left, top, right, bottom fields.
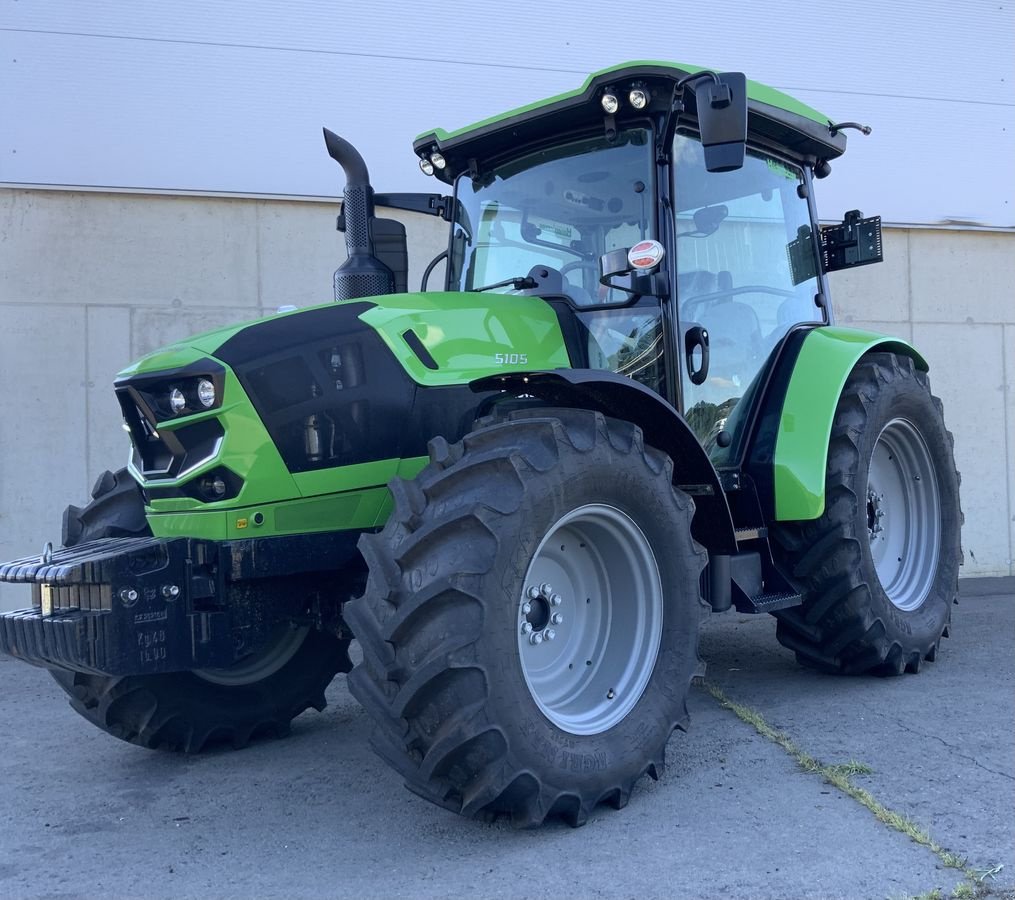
left=521, top=583, right=563, bottom=645
left=517, top=504, right=663, bottom=736
left=867, top=488, right=886, bottom=540
left=866, top=418, right=941, bottom=612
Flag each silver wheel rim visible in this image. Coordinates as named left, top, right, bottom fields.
left=866, top=418, right=941, bottom=612
left=194, top=626, right=308, bottom=686
left=518, top=504, right=663, bottom=736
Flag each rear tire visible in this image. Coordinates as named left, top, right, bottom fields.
left=345, top=409, right=707, bottom=826
left=771, top=353, right=961, bottom=675
left=51, top=468, right=350, bottom=751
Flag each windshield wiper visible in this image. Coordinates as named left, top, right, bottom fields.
left=470, top=276, right=537, bottom=293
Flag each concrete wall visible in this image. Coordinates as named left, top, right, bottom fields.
left=1, top=188, right=1012, bottom=610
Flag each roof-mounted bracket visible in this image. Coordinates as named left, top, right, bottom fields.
left=603, top=112, right=618, bottom=142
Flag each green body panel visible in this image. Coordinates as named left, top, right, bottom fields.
left=418, top=59, right=832, bottom=145
left=120, top=331, right=418, bottom=541
left=358, top=291, right=570, bottom=386
left=147, top=484, right=392, bottom=541
left=292, top=457, right=421, bottom=498
left=116, top=292, right=533, bottom=541
left=147, top=459, right=429, bottom=542
left=773, top=327, right=928, bottom=521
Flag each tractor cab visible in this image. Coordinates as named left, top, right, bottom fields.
left=406, top=62, right=854, bottom=464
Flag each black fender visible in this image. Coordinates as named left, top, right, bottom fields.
left=471, top=369, right=737, bottom=554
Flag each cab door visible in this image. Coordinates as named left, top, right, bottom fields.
left=672, top=133, right=825, bottom=457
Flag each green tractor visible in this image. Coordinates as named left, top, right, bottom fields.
left=0, top=61, right=961, bottom=827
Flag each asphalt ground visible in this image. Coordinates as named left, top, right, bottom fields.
left=1, top=578, right=1012, bottom=900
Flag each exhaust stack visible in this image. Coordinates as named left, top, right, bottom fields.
left=323, top=128, right=395, bottom=301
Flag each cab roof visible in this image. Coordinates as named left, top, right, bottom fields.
left=414, top=60, right=847, bottom=184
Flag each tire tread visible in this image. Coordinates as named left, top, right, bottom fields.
left=771, top=352, right=961, bottom=676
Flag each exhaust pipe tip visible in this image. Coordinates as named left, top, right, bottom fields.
left=323, top=128, right=371, bottom=188
left=322, top=127, right=394, bottom=300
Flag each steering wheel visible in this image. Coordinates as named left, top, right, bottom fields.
left=557, top=259, right=603, bottom=306
left=560, top=258, right=600, bottom=279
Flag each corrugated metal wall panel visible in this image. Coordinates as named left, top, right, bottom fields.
left=1, top=0, right=1012, bottom=225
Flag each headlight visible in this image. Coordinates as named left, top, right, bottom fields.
left=628, top=87, right=649, bottom=109
left=160, top=374, right=223, bottom=418
left=169, top=388, right=187, bottom=414
left=197, top=378, right=216, bottom=408
left=115, top=360, right=226, bottom=429
left=430, top=151, right=446, bottom=170
left=201, top=474, right=227, bottom=499
left=601, top=90, right=620, bottom=114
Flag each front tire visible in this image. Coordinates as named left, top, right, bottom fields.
left=771, top=353, right=962, bottom=675
left=51, top=468, right=350, bottom=751
left=345, top=410, right=707, bottom=826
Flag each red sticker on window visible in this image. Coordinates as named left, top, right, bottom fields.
left=628, top=239, right=665, bottom=270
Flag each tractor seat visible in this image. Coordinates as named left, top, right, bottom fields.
left=677, top=269, right=733, bottom=301
left=678, top=269, right=763, bottom=366
left=699, top=300, right=763, bottom=352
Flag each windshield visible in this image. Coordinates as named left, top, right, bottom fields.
left=448, top=128, right=655, bottom=306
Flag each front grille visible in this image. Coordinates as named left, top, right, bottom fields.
left=113, top=360, right=227, bottom=480
left=116, top=388, right=224, bottom=479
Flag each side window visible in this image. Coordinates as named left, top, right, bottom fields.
left=674, top=133, right=823, bottom=456
left=578, top=307, right=666, bottom=398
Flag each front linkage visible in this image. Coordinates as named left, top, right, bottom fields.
left=0, top=530, right=358, bottom=676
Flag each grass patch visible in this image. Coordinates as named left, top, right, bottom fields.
left=703, top=682, right=1000, bottom=897
left=827, top=760, right=875, bottom=777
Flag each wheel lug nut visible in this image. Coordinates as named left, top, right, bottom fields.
left=527, top=586, right=541, bottom=600
left=551, top=612, right=563, bottom=625
left=521, top=622, right=533, bottom=635
left=545, top=629, right=556, bottom=641
left=550, top=593, right=562, bottom=607
left=539, top=583, right=553, bottom=597
left=522, top=601, right=532, bottom=615
left=529, top=632, right=543, bottom=645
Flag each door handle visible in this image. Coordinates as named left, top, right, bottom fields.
left=684, top=325, right=710, bottom=385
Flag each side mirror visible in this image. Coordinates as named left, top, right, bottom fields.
left=695, top=73, right=748, bottom=173
left=692, top=204, right=729, bottom=236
